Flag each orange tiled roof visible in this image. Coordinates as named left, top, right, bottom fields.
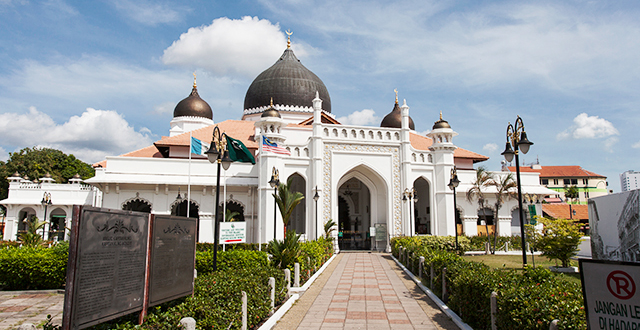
left=542, top=203, right=588, bottom=220
left=154, top=120, right=258, bottom=149
left=507, top=165, right=605, bottom=178
left=410, top=133, right=489, bottom=163
left=92, top=144, right=162, bottom=167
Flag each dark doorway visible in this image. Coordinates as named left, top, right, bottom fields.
left=122, top=199, right=151, bottom=213
left=172, top=201, right=199, bottom=219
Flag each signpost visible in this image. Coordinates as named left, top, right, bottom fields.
left=220, top=221, right=246, bottom=244
left=580, top=259, right=640, bottom=330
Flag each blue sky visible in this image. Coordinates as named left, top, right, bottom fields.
left=0, top=0, right=639, bottom=191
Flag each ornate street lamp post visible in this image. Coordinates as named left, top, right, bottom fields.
left=448, top=167, right=460, bottom=252
left=205, top=126, right=232, bottom=272
left=403, top=188, right=418, bottom=236
left=41, top=192, right=52, bottom=239
left=313, top=186, right=320, bottom=239
left=501, top=116, right=533, bottom=266
left=269, top=167, right=280, bottom=240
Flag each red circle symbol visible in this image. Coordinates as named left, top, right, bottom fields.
left=606, top=270, right=636, bottom=300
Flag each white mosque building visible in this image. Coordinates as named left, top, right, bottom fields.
left=2, top=41, right=555, bottom=250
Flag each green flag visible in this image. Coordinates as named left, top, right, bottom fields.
left=225, top=135, right=256, bottom=164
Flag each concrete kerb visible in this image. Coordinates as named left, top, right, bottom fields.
left=391, top=254, right=473, bottom=330
left=258, top=253, right=337, bottom=330
left=0, top=289, right=65, bottom=295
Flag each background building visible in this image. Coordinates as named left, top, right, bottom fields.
left=509, top=164, right=608, bottom=203
left=621, top=170, right=640, bottom=192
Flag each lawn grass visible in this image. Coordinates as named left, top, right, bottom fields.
left=462, top=254, right=582, bottom=284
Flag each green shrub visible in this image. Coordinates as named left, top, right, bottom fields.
left=89, top=266, right=287, bottom=330
left=0, top=243, right=68, bottom=290
left=196, top=249, right=269, bottom=275
left=297, top=237, right=333, bottom=284
left=196, top=242, right=267, bottom=252
left=393, top=236, right=585, bottom=330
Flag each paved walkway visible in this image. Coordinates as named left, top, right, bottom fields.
left=0, top=291, right=63, bottom=329
left=275, top=252, right=459, bottom=330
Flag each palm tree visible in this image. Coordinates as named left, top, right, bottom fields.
left=466, top=166, right=493, bottom=251
left=273, top=177, right=305, bottom=237
left=225, top=209, right=240, bottom=222
left=490, top=172, right=517, bottom=254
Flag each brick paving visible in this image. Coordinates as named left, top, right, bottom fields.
left=279, top=252, right=459, bottom=330
left=0, top=291, right=63, bottom=329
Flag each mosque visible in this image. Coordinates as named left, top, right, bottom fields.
left=2, top=38, right=554, bottom=250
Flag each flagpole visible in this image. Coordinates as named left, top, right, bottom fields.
left=187, top=132, right=192, bottom=218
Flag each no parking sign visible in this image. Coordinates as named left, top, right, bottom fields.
left=580, top=259, right=640, bottom=330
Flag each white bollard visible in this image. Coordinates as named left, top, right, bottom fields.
left=418, top=256, right=425, bottom=279
left=269, top=277, right=275, bottom=314
left=549, top=319, right=560, bottom=330
left=242, top=291, right=247, bottom=330
left=179, top=317, right=196, bottom=330
left=284, top=269, right=291, bottom=298
left=485, top=242, right=490, bottom=254
left=491, top=292, right=498, bottom=330
left=294, top=262, right=300, bottom=287
left=430, top=263, right=434, bottom=289
left=442, top=267, right=448, bottom=303
left=504, top=241, right=509, bottom=252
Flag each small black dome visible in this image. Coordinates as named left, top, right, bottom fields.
left=261, top=99, right=281, bottom=118
left=174, top=85, right=213, bottom=120
left=244, top=48, right=331, bottom=113
left=380, top=102, right=415, bottom=130
left=432, top=112, right=451, bottom=129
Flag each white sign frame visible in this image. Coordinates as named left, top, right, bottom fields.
left=219, top=221, right=246, bottom=244
left=580, top=259, right=640, bottom=330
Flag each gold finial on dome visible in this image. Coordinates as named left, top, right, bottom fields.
left=270, top=97, right=274, bottom=107
left=193, top=71, right=197, bottom=88
left=286, top=30, right=293, bottom=49
left=394, top=89, right=398, bottom=104
left=440, top=111, right=443, bottom=120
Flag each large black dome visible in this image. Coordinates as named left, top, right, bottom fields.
left=244, top=48, right=331, bottom=113
left=174, top=86, right=213, bottom=120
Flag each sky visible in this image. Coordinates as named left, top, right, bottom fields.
left=0, top=0, right=639, bottom=192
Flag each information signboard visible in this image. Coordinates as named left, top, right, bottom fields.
left=64, top=206, right=149, bottom=330
left=220, top=221, right=246, bottom=244
left=148, top=215, right=197, bottom=307
left=374, top=223, right=386, bottom=241
left=580, top=259, right=640, bottom=330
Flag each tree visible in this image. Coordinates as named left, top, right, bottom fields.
left=564, top=185, right=579, bottom=203
left=324, top=219, right=337, bottom=241
left=18, top=215, right=47, bottom=247
left=225, top=209, right=240, bottom=222
left=273, top=177, right=305, bottom=236
left=530, top=216, right=583, bottom=268
left=490, top=172, right=517, bottom=254
left=0, top=147, right=95, bottom=201
left=466, top=167, right=493, bottom=251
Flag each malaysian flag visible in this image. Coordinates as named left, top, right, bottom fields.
left=262, top=136, right=291, bottom=155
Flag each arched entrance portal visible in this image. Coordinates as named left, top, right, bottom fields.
left=338, top=178, right=371, bottom=250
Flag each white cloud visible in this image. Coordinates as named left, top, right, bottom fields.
left=162, top=16, right=304, bottom=78
left=557, top=113, right=619, bottom=140
left=112, top=0, right=186, bottom=25
left=152, top=101, right=176, bottom=115
left=0, top=107, right=153, bottom=163
left=337, top=109, right=379, bottom=126
left=633, top=141, right=640, bottom=149
left=483, top=143, right=498, bottom=153
left=0, top=147, right=7, bottom=162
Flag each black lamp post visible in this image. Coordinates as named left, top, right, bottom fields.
left=448, top=167, right=460, bottom=252
left=205, top=126, right=232, bottom=272
left=403, top=188, right=417, bottom=236
left=501, top=116, right=533, bottom=266
left=313, top=186, right=320, bottom=239
left=269, top=167, right=280, bottom=240
left=41, top=192, right=52, bottom=239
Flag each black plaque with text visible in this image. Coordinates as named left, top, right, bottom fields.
left=148, top=215, right=197, bottom=306
left=69, top=206, right=149, bottom=330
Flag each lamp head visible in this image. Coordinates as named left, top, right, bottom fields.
left=501, top=142, right=515, bottom=162
left=221, top=150, right=232, bottom=170
left=518, top=131, right=533, bottom=154
left=205, top=143, right=219, bottom=164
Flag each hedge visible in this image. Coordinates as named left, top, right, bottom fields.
left=392, top=236, right=586, bottom=330
left=0, top=242, right=68, bottom=290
